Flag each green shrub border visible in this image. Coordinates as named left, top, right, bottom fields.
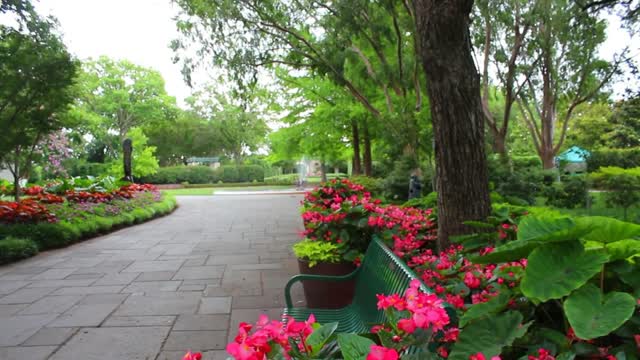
left=0, top=195, right=178, bottom=264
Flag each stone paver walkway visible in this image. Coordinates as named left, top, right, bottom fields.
left=0, top=194, right=305, bottom=360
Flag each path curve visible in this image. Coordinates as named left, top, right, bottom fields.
left=0, top=194, right=304, bottom=360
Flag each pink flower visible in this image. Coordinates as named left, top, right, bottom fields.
left=367, top=345, right=399, bottom=360
left=398, top=318, right=417, bottom=333
left=464, top=271, right=481, bottom=289
left=183, top=351, right=202, bottom=360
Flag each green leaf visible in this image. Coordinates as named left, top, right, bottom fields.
left=472, top=240, right=538, bottom=264
left=605, top=239, right=640, bottom=261
left=448, top=311, right=531, bottom=360
left=564, top=283, right=636, bottom=340
left=556, top=352, right=576, bottom=360
left=460, top=292, right=511, bottom=327
left=521, top=241, right=608, bottom=301
left=305, top=322, right=338, bottom=355
left=580, top=216, right=640, bottom=244
left=517, top=216, right=576, bottom=242
left=537, top=328, right=571, bottom=351
left=337, top=333, right=375, bottom=360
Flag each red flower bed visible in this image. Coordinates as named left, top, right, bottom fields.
left=65, top=190, right=114, bottom=203
left=0, top=199, right=57, bottom=224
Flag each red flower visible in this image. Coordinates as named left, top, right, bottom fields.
left=182, top=351, right=202, bottom=360
left=367, top=345, right=399, bottom=360
left=398, top=318, right=417, bottom=334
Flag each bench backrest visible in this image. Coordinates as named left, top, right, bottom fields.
left=352, top=238, right=430, bottom=331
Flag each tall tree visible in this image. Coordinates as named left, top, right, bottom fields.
left=0, top=13, right=78, bottom=200
left=474, top=0, right=540, bottom=156
left=415, top=0, right=491, bottom=249
left=75, top=56, right=177, bottom=143
left=516, top=0, right=620, bottom=169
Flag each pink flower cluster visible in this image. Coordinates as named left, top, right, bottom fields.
left=376, top=279, right=450, bottom=332
left=226, top=315, right=316, bottom=360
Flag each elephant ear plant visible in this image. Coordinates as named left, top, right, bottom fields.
left=451, top=215, right=640, bottom=359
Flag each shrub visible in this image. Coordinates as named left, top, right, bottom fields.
left=0, top=238, right=39, bottom=265
left=67, top=160, right=110, bottom=177
left=0, top=221, right=81, bottom=250
left=591, top=166, right=640, bottom=220
left=402, top=191, right=438, bottom=209
left=488, top=159, right=546, bottom=205
left=383, top=156, right=419, bottom=201
left=215, top=165, right=265, bottom=183
left=543, top=176, right=589, bottom=209
left=350, top=176, right=384, bottom=198
left=587, top=148, right=640, bottom=172
left=140, top=166, right=216, bottom=184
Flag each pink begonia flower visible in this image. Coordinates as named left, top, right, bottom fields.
left=469, top=353, right=501, bottom=360
left=397, top=318, right=417, bottom=334
left=182, top=351, right=202, bottom=360
left=367, top=345, right=399, bottom=360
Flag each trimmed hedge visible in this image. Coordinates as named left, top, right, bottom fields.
left=587, top=148, right=640, bottom=172
left=141, top=165, right=265, bottom=184
left=0, top=238, right=39, bottom=265
left=0, top=195, right=177, bottom=259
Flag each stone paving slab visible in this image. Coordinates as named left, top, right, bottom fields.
left=0, top=194, right=305, bottom=359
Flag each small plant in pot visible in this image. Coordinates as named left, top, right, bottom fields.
left=292, top=239, right=357, bottom=309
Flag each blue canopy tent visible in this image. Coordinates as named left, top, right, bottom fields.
left=556, top=146, right=590, bottom=173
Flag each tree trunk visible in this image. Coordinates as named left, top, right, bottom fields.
left=13, top=145, right=20, bottom=202
left=320, top=159, right=328, bottom=183
left=362, top=120, right=373, bottom=177
left=415, top=0, right=491, bottom=251
left=492, top=133, right=508, bottom=158
left=351, top=120, right=362, bottom=176
left=541, top=149, right=555, bottom=170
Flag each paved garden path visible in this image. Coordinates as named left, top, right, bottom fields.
left=0, top=194, right=305, bottom=360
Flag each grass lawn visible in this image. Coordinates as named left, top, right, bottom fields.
left=161, top=185, right=294, bottom=196
left=543, top=191, right=640, bottom=224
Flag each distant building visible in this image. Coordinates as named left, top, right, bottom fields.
left=185, top=157, right=221, bottom=169
left=297, top=159, right=322, bottom=177
left=556, top=146, right=590, bottom=173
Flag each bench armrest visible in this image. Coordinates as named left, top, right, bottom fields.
left=284, top=268, right=360, bottom=308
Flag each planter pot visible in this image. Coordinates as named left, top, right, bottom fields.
left=297, top=259, right=356, bottom=309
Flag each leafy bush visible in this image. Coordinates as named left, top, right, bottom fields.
left=543, top=176, right=589, bottom=209
left=488, top=159, right=546, bottom=205
left=591, top=166, right=640, bottom=220
left=587, top=148, right=640, bottom=172
left=383, top=156, right=421, bottom=202
left=402, top=191, right=438, bottom=209
left=0, top=221, right=81, bottom=250
left=292, top=239, right=341, bottom=267
left=67, top=160, right=110, bottom=177
left=350, top=176, right=384, bottom=198
left=141, top=166, right=215, bottom=184
left=0, top=238, right=39, bottom=265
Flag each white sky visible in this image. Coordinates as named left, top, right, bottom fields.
left=36, top=0, right=194, bottom=106
left=34, top=0, right=639, bottom=107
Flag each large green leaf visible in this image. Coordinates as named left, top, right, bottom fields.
left=605, top=239, right=640, bottom=261
left=306, top=322, right=338, bottom=355
left=459, top=292, right=511, bottom=327
left=448, top=311, right=531, bottom=360
left=521, top=241, right=609, bottom=301
left=471, top=240, right=538, bottom=264
left=517, top=216, right=576, bottom=242
left=564, top=283, right=636, bottom=340
left=580, top=216, right=640, bottom=244
left=337, top=333, right=375, bottom=360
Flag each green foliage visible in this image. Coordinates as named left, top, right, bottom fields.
left=564, top=283, right=636, bottom=340
left=0, top=221, right=81, bottom=250
left=0, top=237, right=38, bottom=265
left=520, top=241, right=609, bottom=302
left=337, top=333, right=376, bottom=360
left=591, top=167, right=640, bottom=220
left=350, top=176, right=384, bottom=198
left=66, top=160, right=110, bottom=177
left=402, top=192, right=438, bottom=210
left=109, top=128, right=159, bottom=179
left=449, top=311, right=530, bottom=360
left=543, top=176, right=589, bottom=209
left=383, top=156, right=419, bottom=202
left=587, top=148, right=640, bottom=172
left=141, top=165, right=265, bottom=184
left=292, top=239, right=341, bottom=267
left=488, top=158, right=546, bottom=205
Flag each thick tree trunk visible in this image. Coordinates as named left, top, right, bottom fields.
left=320, top=160, right=328, bottom=183
left=415, top=0, right=491, bottom=251
left=351, top=120, right=362, bottom=176
left=541, top=149, right=555, bottom=170
left=362, top=120, right=373, bottom=177
left=492, top=133, right=507, bottom=157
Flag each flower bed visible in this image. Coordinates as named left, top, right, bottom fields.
left=224, top=180, right=640, bottom=360
left=0, top=177, right=177, bottom=264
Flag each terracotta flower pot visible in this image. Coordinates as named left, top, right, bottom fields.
left=297, top=259, right=356, bottom=309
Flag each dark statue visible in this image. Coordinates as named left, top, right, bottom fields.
left=408, top=174, right=422, bottom=200
left=122, top=138, right=133, bottom=182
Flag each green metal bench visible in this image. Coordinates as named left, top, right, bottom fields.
left=283, top=238, right=432, bottom=333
